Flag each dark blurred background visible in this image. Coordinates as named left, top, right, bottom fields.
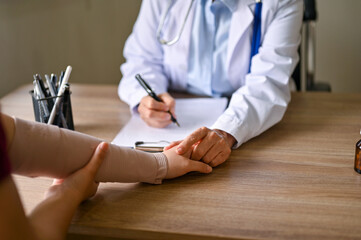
left=0, top=0, right=360, bottom=97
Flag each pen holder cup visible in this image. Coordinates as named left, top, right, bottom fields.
left=30, top=87, right=74, bottom=130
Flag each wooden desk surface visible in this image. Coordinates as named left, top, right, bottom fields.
left=1, top=84, right=361, bottom=240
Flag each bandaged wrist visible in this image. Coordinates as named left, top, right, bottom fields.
left=9, top=118, right=168, bottom=184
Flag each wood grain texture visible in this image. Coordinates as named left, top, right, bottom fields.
left=1, top=84, right=361, bottom=240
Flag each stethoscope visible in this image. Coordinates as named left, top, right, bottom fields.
left=156, top=0, right=263, bottom=72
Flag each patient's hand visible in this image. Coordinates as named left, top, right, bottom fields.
left=163, top=146, right=212, bottom=179
left=45, top=142, right=109, bottom=202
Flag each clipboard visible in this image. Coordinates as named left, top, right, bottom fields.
left=134, top=141, right=170, bottom=152
left=112, top=98, right=228, bottom=150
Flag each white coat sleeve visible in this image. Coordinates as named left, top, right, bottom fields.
left=118, top=0, right=169, bottom=112
left=212, top=0, right=303, bottom=148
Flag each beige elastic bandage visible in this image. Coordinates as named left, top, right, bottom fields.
left=8, top=118, right=167, bottom=184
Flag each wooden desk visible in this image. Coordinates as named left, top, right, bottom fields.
left=1, top=84, right=361, bottom=240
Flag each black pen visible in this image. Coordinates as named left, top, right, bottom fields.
left=45, top=74, right=57, bottom=102
left=50, top=74, right=57, bottom=93
left=135, top=74, right=180, bottom=127
left=35, top=74, right=49, bottom=98
left=58, top=71, right=65, bottom=91
left=33, top=76, right=50, bottom=118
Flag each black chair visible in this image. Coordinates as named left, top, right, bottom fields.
left=292, top=0, right=331, bottom=91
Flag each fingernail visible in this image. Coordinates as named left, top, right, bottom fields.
left=207, top=166, right=212, bottom=172
left=100, top=142, right=109, bottom=151
left=176, top=147, right=183, bottom=153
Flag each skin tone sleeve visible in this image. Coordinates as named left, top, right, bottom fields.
left=6, top=115, right=212, bottom=184
left=9, top=117, right=167, bottom=184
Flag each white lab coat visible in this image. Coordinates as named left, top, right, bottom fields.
left=119, top=0, right=303, bottom=148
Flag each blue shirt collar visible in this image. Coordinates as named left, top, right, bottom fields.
left=221, top=0, right=238, bottom=12
left=200, top=0, right=238, bottom=12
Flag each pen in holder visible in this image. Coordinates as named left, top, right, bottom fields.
left=30, top=84, right=74, bottom=130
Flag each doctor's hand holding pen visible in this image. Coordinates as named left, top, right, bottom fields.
left=138, top=92, right=177, bottom=128
left=164, top=127, right=237, bottom=167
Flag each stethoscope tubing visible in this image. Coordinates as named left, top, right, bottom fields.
left=156, top=0, right=195, bottom=46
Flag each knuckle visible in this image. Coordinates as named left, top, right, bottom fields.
left=213, top=157, right=225, bottom=167
left=200, top=126, right=208, bottom=133
left=189, top=135, right=197, bottom=142
left=164, top=93, right=172, bottom=100
left=148, top=100, right=158, bottom=109
left=219, top=137, right=227, bottom=145
left=185, top=135, right=198, bottom=145
left=190, top=151, right=200, bottom=160
left=209, top=161, right=217, bottom=167
left=195, top=150, right=206, bottom=160
left=209, top=131, right=219, bottom=140
left=168, top=99, right=175, bottom=107
left=202, top=156, right=211, bottom=164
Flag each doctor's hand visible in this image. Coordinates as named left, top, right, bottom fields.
left=165, top=127, right=236, bottom=167
left=138, top=92, right=176, bottom=128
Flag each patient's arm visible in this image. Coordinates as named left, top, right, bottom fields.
left=8, top=117, right=166, bottom=184
left=3, top=114, right=211, bottom=184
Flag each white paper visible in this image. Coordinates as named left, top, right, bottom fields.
left=112, top=98, right=228, bottom=147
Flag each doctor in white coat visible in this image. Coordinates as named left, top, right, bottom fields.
left=119, top=0, right=303, bottom=167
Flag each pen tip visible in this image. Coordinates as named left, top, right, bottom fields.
left=176, top=122, right=180, bottom=127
